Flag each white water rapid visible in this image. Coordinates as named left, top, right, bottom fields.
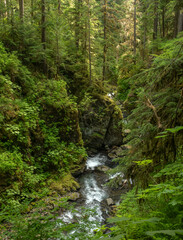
left=80, top=153, right=109, bottom=222
left=59, top=153, right=109, bottom=226
left=58, top=153, right=126, bottom=239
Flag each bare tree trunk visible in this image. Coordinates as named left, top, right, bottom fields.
left=31, top=0, right=34, bottom=18
left=41, top=0, right=46, bottom=74
left=153, top=0, right=158, bottom=40
left=133, top=0, right=137, bottom=63
left=162, top=6, right=165, bottom=38
left=58, top=0, right=61, bottom=13
left=19, top=0, right=24, bottom=22
left=174, top=4, right=179, bottom=37
left=87, top=0, right=92, bottom=85
left=178, top=9, right=183, bottom=33
left=75, top=0, right=81, bottom=49
left=10, top=0, right=14, bottom=25
left=5, top=0, right=9, bottom=20
left=56, top=0, right=62, bottom=76
left=143, top=21, right=147, bottom=61
left=103, top=0, right=107, bottom=83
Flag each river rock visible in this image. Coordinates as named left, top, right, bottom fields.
left=108, top=146, right=124, bottom=159
left=67, top=192, right=81, bottom=201
left=96, top=165, right=111, bottom=172
left=106, top=198, right=114, bottom=206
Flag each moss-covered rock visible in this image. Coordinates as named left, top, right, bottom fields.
left=50, top=174, right=80, bottom=195
left=79, top=93, right=123, bottom=151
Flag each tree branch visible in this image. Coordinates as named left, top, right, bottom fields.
left=145, top=97, right=162, bottom=128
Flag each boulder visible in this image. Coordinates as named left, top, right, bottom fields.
left=67, top=192, right=81, bottom=201
left=96, top=165, right=111, bottom=172
left=106, top=198, right=114, bottom=206
left=108, top=146, right=124, bottom=159
left=79, top=94, right=123, bottom=151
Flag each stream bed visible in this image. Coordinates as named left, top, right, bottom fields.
left=59, top=153, right=126, bottom=236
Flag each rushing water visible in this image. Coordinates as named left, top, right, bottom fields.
left=79, top=153, right=109, bottom=222
left=59, top=153, right=124, bottom=239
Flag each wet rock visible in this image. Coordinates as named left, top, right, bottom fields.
left=108, top=146, right=124, bottom=159
left=67, top=192, right=81, bottom=201
left=106, top=198, right=114, bottom=206
left=96, top=165, right=111, bottom=172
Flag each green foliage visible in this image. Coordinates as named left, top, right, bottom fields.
left=0, top=41, right=86, bottom=220
left=117, top=36, right=183, bottom=188
left=0, top=151, right=23, bottom=174
left=97, top=153, right=183, bottom=239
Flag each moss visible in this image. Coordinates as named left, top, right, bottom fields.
left=91, top=132, right=104, bottom=139
left=50, top=173, right=80, bottom=195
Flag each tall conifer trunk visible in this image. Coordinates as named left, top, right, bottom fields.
left=75, top=0, right=81, bottom=49
left=153, top=0, right=158, bottom=40
left=133, top=0, right=137, bottom=63
left=178, top=9, right=183, bottom=33
left=58, top=0, right=61, bottom=13
left=41, top=0, right=46, bottom=74
left=174, top=4, right=179, bottom=37
left=103, top=0, right=107, bottom=83
left=162, top=6, right=165, bottom=38
left=19, top=0, right=24, bottom=22
left=31, top=0, right=34, bottom=18
left=87, top=0, right=92, bottom=85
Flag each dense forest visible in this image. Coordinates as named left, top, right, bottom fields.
left=0, top=0, right=183, bottom=239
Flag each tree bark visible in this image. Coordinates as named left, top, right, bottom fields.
left=31, top=0, right=34, bottom=18
left=58, top=0, right=61, bottom=13
left=133, top=0, right=137, bottom=63
left=153, top=0, right=158, bottom=40
left=87, top=0, right=92, bottom=85
left=41, top=0, right=46, bottom=74
left=103, top=0, right=107, bottom=83
left=145, top=97, right=162, bottom=129
left=178, top=9, right=183, bottom=33
left=162, top=6, right=165, bottom=38
left=174, top=4, right=179, bottom=37
left=75, top=0, right=81, bottom=49
left=19, top=0, right=24, bottom=22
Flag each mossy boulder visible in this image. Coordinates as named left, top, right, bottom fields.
left=50, top=173, right=80, bottom=195
left=79, top=93, right=123, bottom=151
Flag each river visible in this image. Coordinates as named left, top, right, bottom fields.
left=58, top=153, right=125, bottom=239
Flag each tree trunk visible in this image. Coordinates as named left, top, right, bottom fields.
left=41, top=0, right=46, bottom=74
left=75, top=0, right=81, bottom=49
left=162, top=6, right=165, bottom=38
left=174, top=4, right=179, bottom=37
left=153, top=0, right=158, bottom=40
left=133, top=0, right=137, bottom=62
left=103, top=0, right=107, bottom=83
left=31, top=0, right=33, bottom=18
left=143, top=20, right=147, bottom=61
left=178, top=9, right=183, bottom=33
left=19, top=0, right=24, bottom=21
left=87, top=0, right=92, bottom=85
left=9, top=0, right=14, bottom=25
left=58, top=0, right=61, bottom=13
left=5, top=0, right=9, bottom=20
